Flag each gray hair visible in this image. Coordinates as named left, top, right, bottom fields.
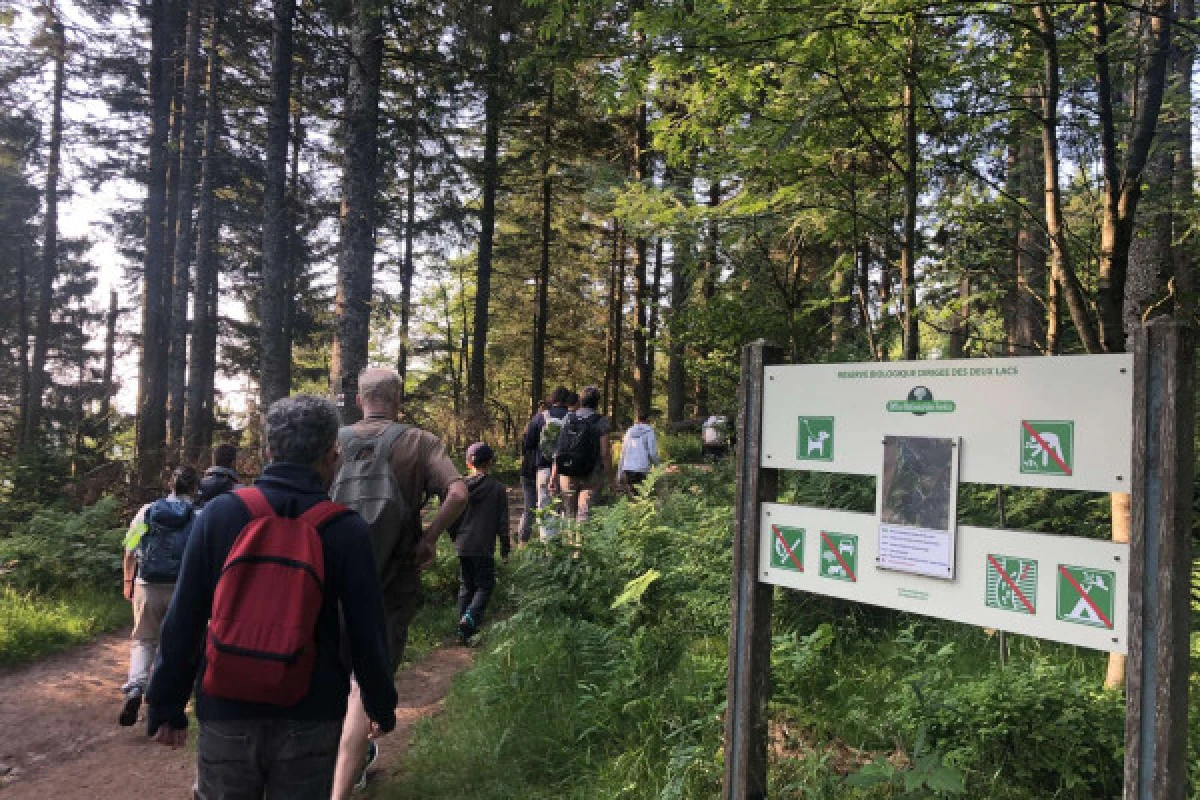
left=358, top=367, right=402, bottom=406
left=265, top=395, right=340, bottom=466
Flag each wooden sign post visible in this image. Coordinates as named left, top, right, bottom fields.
left=723, top=320, right=1194, bottom=799
left=1125, top=318, right=1194, bottom=800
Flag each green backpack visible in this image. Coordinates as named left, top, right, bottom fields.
left=330, top=423, right=417, bottom=569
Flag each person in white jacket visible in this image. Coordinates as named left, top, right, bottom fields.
left=618, top=412, right=660, bottom=491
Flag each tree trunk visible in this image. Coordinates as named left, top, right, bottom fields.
left=397, top=96, right=419, bottom=400
left=183, top=2, right=222, bottom=464
left=466, top=11, right=503, bottom=437
left=100, top=290, right=119, bottom=419
left=530, top=79, right=553, bottom=417
left=604, top=220, right=619, bottom=413
left=332, top=0, right=385, bottom=424
left=612, top=226, right=627, bottom=424
left=16, top=247, right=30, bottom=441
left=899, top=28, right=919, bottom=361
left=1013, top=103, right=1047, bottom=356
left=23, top=10, right=65, bottom=450
left=695, top=181, right=720, bottom=417
left=258, top=0, right=295, bottom=411
left=1092, top=0, right=1174, bottom=353
left=647, top=236, right=663, bottom=393
left=136, top=0, right=177, bottom=489
left=946, top=274, right=970, bottom=358
left=1033, top=3, right=1101, bottom=355
left=631, top=97, right=652, bottom=420
left=284, top=55, right=305, bottom=376
left=166, top=0, right=204, bottom=455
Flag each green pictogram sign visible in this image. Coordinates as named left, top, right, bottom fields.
left=796, top=416, right=834, bottom=461
left=1020, top=420, right=1074, bottom=476
left=770, top=525, right=805, bottom=572
left=985, top=554, right=1038, bottom=615
left=818, top=531, right=858, bottom=582
left=1056, top=564, right=1115, bottom=629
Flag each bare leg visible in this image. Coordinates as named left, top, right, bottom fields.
left=330, top=684, right=371, bottom=800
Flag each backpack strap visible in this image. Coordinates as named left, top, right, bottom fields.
left=234, top=487, right=275, bottom=519
left=298, top=500, right=348, bottom=530
left=339, top=421, right=409, bottom=464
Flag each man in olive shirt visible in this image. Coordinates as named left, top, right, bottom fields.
left=331, top=368, right=468, bottom=799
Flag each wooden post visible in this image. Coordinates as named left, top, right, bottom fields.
left=723, top=340, right=780, bottom=800
left=1125, top=318, right=1194, bottom=800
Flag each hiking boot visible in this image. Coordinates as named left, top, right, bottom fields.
left=118, top=688, right=142, bottom=727
left=457, top=612, right=476, bottom=643
left=353, top=740, right=378, bottom=793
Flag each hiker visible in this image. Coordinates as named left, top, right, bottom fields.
left=144, top=395, right=398, bottom=799
left=330, top=367, right=469, bottom=799
left=701, top=414, right=729, bottom=461
left=617, top=411, right=660, bottom=491
left=193, top=443, right=242, bottom=508
left=119, top=465, right=198, bottom=727
left=520, top=386, right=571, bottom=540
left=566, top=389, right=580, bottom=412
left=548, top=385, right=612, bottom=526
left=450, top=442, right=510, bottom=643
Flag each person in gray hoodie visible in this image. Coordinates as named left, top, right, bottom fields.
left=617, top=412, right=660, bottom=491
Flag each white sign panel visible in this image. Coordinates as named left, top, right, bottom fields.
left=761, top=355, right=1132, bottom=492
left=761, top=503, right=1129, bottom=653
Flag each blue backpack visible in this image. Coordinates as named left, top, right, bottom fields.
left=137, top=499, right=195, bottom=583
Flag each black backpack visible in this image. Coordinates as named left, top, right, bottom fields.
left=194, top=468, right=238, bottom=508
left=556, top=413, right=602, bottom=477
left=137, top=499, right=196, bottom=583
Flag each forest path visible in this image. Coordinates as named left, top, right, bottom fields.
left=0, top=630, right=475, bottom=798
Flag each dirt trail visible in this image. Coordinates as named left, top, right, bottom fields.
left=0, top=632, right=474, bottom=798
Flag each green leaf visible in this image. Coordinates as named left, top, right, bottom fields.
left=610, top=569, right=661, bottom=610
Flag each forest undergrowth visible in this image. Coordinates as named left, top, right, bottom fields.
left=385, top=460, right=1200, bottom=800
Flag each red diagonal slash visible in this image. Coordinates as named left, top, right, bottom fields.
left=1022, top=421, right=1072, bottom=476
left=1058, top=565, right=1114, bottom=629
left=819, top=531, right=857, bottom=582
left=986, top=554, right=1035, bottom=614
left=771, top=525, right=804, bottom=572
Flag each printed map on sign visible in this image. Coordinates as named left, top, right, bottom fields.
left=985, top=554, right=1038, bottom=615
left=796, top=417, right=834, bottom=462
left=1020, top=420, right=1074, bottom=476
left=771, top=526, right=805, bottom=572
left=1057, top=565, right=1115, bottom=629
left=818, top=532, right=858, bottom=582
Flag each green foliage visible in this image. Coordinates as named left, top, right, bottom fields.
left=660, top=433, right=704, bottom=465
left=0, top=497, right=126, bottom=593
left=0, top=586, right=129, bottom=666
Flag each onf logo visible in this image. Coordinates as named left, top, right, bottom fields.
left=886, top=386, right=956, bottom=415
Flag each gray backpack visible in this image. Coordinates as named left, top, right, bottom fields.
left=330, top=423, right=417, bottom=569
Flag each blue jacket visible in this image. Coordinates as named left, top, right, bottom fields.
left=145, top=463, right=398, bottom=735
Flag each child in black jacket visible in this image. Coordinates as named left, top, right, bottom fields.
left=453, top=443, right=510, bottom=642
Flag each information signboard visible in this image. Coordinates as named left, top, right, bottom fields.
left=877, top=435, right=959, bottom=579
left=759, top=503, right=1128, bottom=653
left=761, top=354, right=1132, bottom=492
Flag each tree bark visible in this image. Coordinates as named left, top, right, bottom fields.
left=1093, top=0, right=1175, bottom=353
left=15, top=246, right=30, bottom=442
left=136, top=0, right=177, bottom=488
left=397, top=94, right=420, bottom=400
left=946, top=273, right=970, bottom=358
left=332, top=0, right=385, bottom=424
left=166, top=0, right=204, bottom=455
left=183, top=2, right=222, bottom=464
left=258, top=0, right=295, bottom=411
left=612, top=226, right=627, bottom=424
left=1033, top=3, right=1101, bottom=355
left=530, top=78, right=553, bottom=417
left=466, top=8, right=503, bottom=437
left=1013, top=102, right=1047, bottom=356
left=99, top=289, right=119, bottom=420
left=899, top=26, right=919, bottom=361
left=23, top=10, right=65, bottom=450
left=695, top=181, right=720, bottom=417
left=631, top=97, right=652, bottom=420
left=604, top=220, right=619, bottom=413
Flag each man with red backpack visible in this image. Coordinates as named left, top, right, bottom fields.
left=145, top=395, right=397, bottom=799
left=330, top=367, right=468, bottom=798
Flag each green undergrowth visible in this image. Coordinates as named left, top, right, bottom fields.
left=382, top=463, right=1200, bottom=799
left=0, top=586, right=130, bottom=666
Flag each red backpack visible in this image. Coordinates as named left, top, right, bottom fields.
left=202, top=488, right=346, bottom=706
